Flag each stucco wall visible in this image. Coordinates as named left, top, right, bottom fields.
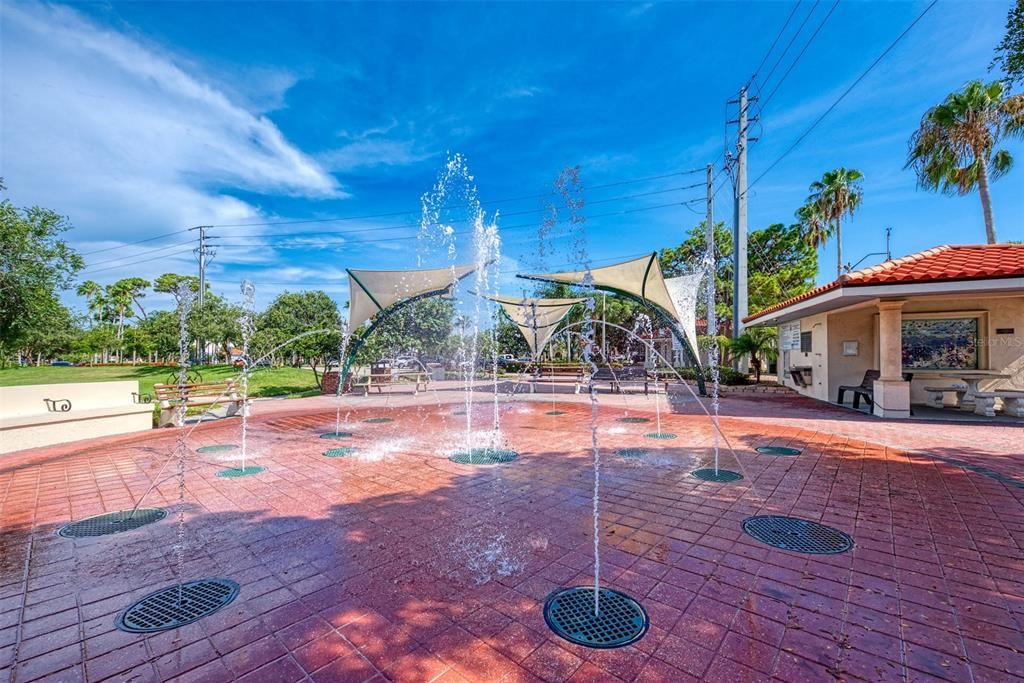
left=778, top=294, right=1024, bottom=406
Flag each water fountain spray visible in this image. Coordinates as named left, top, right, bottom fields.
left=172, top=282, right=194, bottom=605
left=703, top=228, right=722, bottom=474
left=238, top=280, right=255, bottom=472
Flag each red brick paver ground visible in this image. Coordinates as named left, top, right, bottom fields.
left=1, top=393, right=1023, bottom=682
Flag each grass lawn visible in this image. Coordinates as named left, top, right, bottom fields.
left=0, top=364, right=323, bottom=404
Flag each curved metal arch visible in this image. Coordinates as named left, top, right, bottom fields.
left=515, top=275, right=707, bottom=396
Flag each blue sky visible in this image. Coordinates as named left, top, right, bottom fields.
left=2, top=0, right=1021, bottom=313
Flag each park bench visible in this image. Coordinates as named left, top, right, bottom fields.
left=589, top=365, right=657, bottom=395
left=0, top=381, right=153, bottom=453
left=837, top=370, right=913, bottom=410
left=923, top=384, right=968, bottom=409
left=354, top=361, right=429, bottom=395
left=532, top=364, right=585, bottom=394
left=972, top=391, right=1024, bottom=418
left=153, top=381, right=241, bottom=428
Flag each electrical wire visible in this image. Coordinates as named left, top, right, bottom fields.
left=746, top=1, right=804, bottom=89
left=755, top=1, right=821, bottom=96
left=748, top=0, right=938, bottom=192
left=78, top=228, right=192, bottom=256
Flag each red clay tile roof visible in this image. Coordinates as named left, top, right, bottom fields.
left=745, top=244, right=1024, bottom=323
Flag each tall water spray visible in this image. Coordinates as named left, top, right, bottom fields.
left=172, top=283, right=194, bottom=603
left=704, top=228, right=722, bottom=473
left=334, top=320, right=350, bottom=434
left=419, top=154, right=503, bottom=455
left=238, top=280, right=255, bottom=472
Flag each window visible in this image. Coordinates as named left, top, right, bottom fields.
left=901, top=317, right=979, bottom=370
left=800, top=331, right=812, bottom=353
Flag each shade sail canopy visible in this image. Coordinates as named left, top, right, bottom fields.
left=518, top=253, right=682, bottom=323
left=664, top=273, right=704, bottom=360
left=485, top=295, right=587, bottom=359
left=347, top=264, right=476, bottom=329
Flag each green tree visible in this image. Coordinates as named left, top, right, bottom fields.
left=801, top=168, right=864, bottom=277
left=18, top=297, right=78, bottom=365
left=0, top=181, right=83, bottom=365
left=729, top=328, right=778, bottom=382
left=992, top=0, right=1024, bottom=87
left=257, top=290, right=341, bottom=388
left=906, top=80, right=1024, bottom=244
left=354, top=298, right=455, bottom=365
left=138, top=311, right=181, bottom=362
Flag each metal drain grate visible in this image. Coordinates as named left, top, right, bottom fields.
left=196, top=445, right=238, bottom=454
left=59, top=508, right=166, bottom=538
left=616, top=448, right=649, bottom=458
left=755, top=446, right=801, bottom=456
left=324, top=447, right=358, bottom=458
left=116, top=578, right=239, bottom=633
left=743, top=515, right=853, bottom=554
left=320, top=432, right=353, bottom=439
left=544, top=587, right=649, bottom=648
left=692, top=468, right=743, bottom=482
left=617, top=416, right=650, bottom=423
left=449, top=448, right=518, bottom=465
left=643, top=432, right=676, bottom=440
left=545, top=410, right=566, bottom=416
left=216, top=466, right=265, bottom=478
left=363, top=417, right=393, bottom=423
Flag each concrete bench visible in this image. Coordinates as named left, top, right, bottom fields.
left=922, top=385, right=968, bottom=409
left=153, top=381, right=241, bottom=427
left=973, top=391, right=1024, bottom=418
left=0, top=381, right=153, bottom=454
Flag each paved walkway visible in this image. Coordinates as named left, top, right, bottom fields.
left=1, top=388, right=1022, bottom=682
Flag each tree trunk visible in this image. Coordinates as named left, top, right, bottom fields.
left=835, top=217, right=843, bottom=278
left=976, top=154, right=997, bottom=244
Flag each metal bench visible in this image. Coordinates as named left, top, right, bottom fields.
left=533, top=364, right=585, bottom=394
left=837, top=370, right=880, bottom=409
left=973, top=391, right=1024, bottom=418
left=589, top=366, right=653, bottom=395
left=358, top=370, right=429, bottom=395
left=153, top=380, right=241, bottom=428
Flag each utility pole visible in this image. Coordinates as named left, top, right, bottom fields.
left=728, top=87, right=756, bottom=369
left=191, top=226, right=214, bottom=363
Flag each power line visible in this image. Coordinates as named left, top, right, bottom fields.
left=79, top=246, right=196, bottom=276
left=206, top=167, right=707, bottom=229
left=78, top=228, right=192, bottom=256
left=756, top=0, right=841, bottom=116
left=746, top=1, right=804, bottom=88
left=755, top=0, right=821, bottom=95
left=748, top=0, right=938, bottom=191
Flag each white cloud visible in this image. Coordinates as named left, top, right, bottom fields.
left=317, top=138, right=435, bottom=173
left=0, top=2, right=342, bottom=245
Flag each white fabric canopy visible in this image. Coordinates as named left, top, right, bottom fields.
left=486, top=295, right=586, bottom=360
left=518, top=253, right=682, bottom=322
left=347, top=264, right=476, bottom=329
left=664, top=273, right=704, bottom=362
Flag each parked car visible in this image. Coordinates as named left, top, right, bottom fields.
left=232, top=357, right=271, bottom=368
left=49, top=360, right=72, bottom=367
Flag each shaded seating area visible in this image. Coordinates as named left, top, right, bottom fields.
left=838, top=370, right=914, bottom=412
left=355, top=361, right=429, bottom=395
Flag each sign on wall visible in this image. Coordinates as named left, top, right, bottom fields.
left=779, top=322, right=801, bottom=351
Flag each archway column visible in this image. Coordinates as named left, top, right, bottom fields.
left=874, top=299, right=910, bottom=418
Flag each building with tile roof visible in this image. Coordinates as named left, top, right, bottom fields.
left=744, top=244, right=1024, bottom=418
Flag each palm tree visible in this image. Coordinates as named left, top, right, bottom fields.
left=907, top=80, right=1024, bottom=244
left=728, top=328, right=777, bottom=383
left=802, top=168, right=864, bottom=278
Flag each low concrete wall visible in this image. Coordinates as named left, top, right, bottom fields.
left=0, top=381, right=152, bottom=454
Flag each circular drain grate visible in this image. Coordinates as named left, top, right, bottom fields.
left=545, top=410, right=566, bottom=416
left=324, top=447, right=358, bottom=458
left=320, top=432, right=353, bottom=439
left=743, top=515, right=853, bottom=554
left=449, top=448, right=518, bottom=465
left=692, top=468, right=743, bottom=482
left=363, top=417, right=393, bottom=424
left=196, top=445, right=238, bottom=454
left=59, top=508, right=166, bottom=538
left=756, top=446, right=801, bottom=456
left=617, top=416, right=650, bottom=424
left=216, top=466, right=264, bottom=478
left=643, top=432, right=676, bottom=440
left=616, top=448, right=649, bottom=458
left=544, top=587, right=649, bottom=648
left=116, top=578, right=239, bottom=633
